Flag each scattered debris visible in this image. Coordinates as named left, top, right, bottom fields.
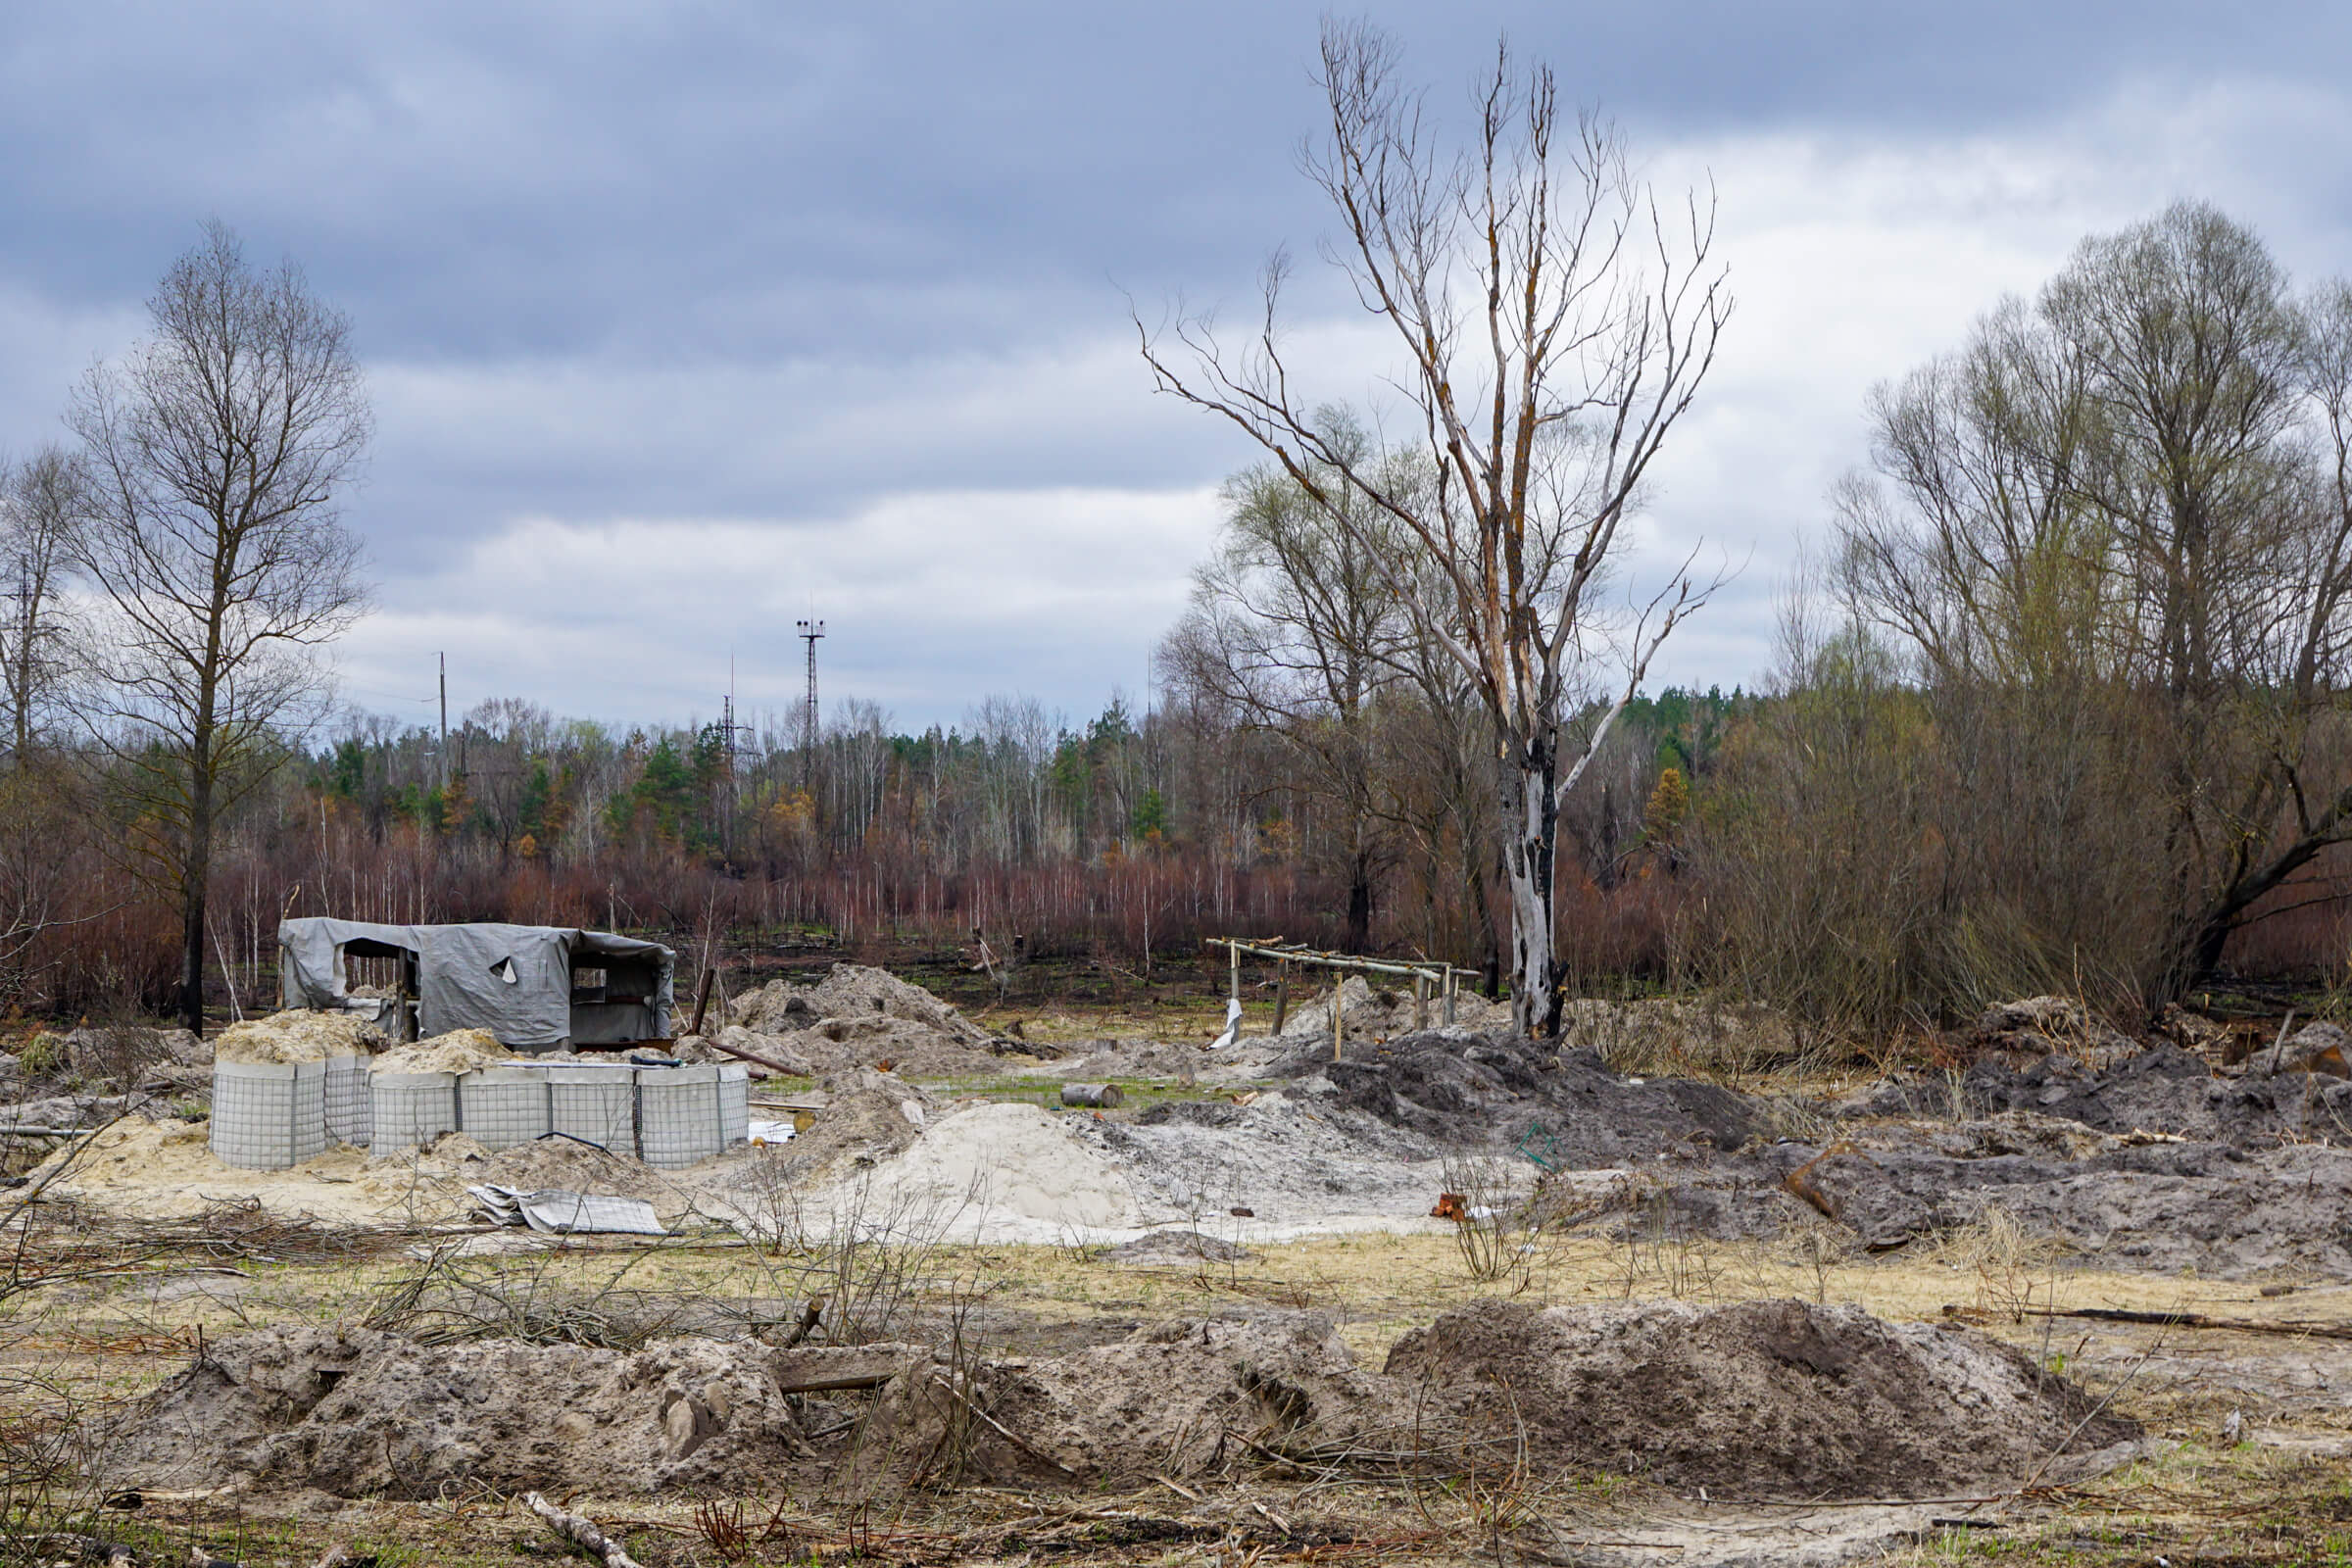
left=467, top=1184, right=668, bottom=1236
left=522, top=1493, right=646, bottom=1568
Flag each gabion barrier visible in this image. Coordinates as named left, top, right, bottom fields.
left=211, top=1058, right=750, bottom=1166
left=368, top=1071, right=460, bottom=1152
left=638, top=1064, right=726, bottom=1170
left=545, top=1064, right=637, bottom=1152
left=210, top=1061, right=327, bottom=1171
left=457, top=1066, right=555, bottom=1152
left=323, top=1055, right=370, bottom=1146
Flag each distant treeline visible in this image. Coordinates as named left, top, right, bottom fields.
left=5, top=669, right=2343, bottom=1030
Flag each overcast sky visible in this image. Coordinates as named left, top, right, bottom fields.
left=5, top=2, right=2349, bottom=737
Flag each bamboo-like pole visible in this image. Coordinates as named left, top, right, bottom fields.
left=1201, top=936, right=1443, bottom=987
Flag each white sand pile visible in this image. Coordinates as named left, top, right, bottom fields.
left=370, top=1028, right=513, bottom=1074
left=24, top=1118, right=467, bottom=1223
left=795, top=1101, right=1149, bottom=1243
left=213, top=1010, right=386, bottom=1064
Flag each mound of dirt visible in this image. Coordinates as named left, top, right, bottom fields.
left=1759, top=1137, right=2352, bottom=1276
left=117, top=1299, right=2132, bottom=1502
left=715, top=964, right=1031, bottom=1077
left=1557, top=996, right=1802, bottom=1074
left=24, top=1118, right=465, bottom=1224
left=729, top=964, right=984, bottom=1042
left=1275, top=1029, right=1764, bottom=1159
left=370, top=1028, right=513, bottom=1074
left=214, top=1010, right=384, bottom=1064
left=1951, top=1045, right=2352, bottom=1145
left=1273, top=974, right=1513, bottom=1043
left=1970, top=996, right=2141, bottom=1061
left=675, top=1024, right=815, bottom=1076
left=107, top=1324, right=822, bottom=1498
left=878, top=1313, right=1384, bottom=1486
left=1101, top=1229, right=1252, bottom=1264
left=796, top=1100, right=1150, bottom=1242
left=754, top=1070, right=936, bottom=1178
left=1385, top=1298, right=2137, bottom=1499
left=1083, top=1092, right=1445, bottom=1229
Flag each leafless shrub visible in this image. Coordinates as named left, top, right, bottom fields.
left=363, top=1240, right=687, bottom=1349
left=730, top=1160, right=978, bottom=1348
left=1924, top=1203, right=2070, bottom=1324
left=1610, top=1186, right=1723, bottom=1301
left=1439, top=1155, right=1541, bottom=1291
left=0, top=1369, right=90, bottom=1543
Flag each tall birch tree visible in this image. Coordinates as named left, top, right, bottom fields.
left=72, top=222, right=370, bottom=1029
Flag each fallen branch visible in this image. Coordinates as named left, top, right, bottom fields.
left=522, top=1491, right=648, bottom=1568
left=7, top=1533, right=136, bottom=1565
left=699, top=1036, right=806, bottom=1078
left=777, top=1295, right=825, bottom=1349
left=929, top=1372, right=1076, bottom=1475
left=1942, top=1303, right=2352, bottom=1342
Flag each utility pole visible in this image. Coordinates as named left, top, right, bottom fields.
left=437, top=652, right=448, bottom=789
left=796, top=618, right=825, bottom=785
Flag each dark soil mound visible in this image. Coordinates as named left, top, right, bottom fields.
left=1948, top=1046, right=2352, bottom=1145
left=1385, top=1298, right=2137, bottom=1500
left=1275, top=1029, right=1762, bottom=1158
left=1759, top=1139, right=2352, bottom=1275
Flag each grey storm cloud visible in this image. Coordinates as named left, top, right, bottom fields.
left=4, top=2, right=2351, bottom=726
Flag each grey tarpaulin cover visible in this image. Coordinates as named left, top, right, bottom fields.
left=277, top=918, right=674, bottom=1052
left=466, top=1184, right=669, bottom=1237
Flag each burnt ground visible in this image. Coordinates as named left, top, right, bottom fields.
left=13, top=1005, right=2352, bottom=1565
left=1272, top=1028, right=2352, bottom=1281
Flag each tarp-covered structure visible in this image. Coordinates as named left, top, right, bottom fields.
left=278, top=919, right=675, bottom=1052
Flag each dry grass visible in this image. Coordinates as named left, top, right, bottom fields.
left=3, top=1218, right=2349, bottom=1565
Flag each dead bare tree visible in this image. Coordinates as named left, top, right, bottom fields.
left=1139, top=22, right=1730, bottom=1033
left=70, top=221, right=371, bottom=1030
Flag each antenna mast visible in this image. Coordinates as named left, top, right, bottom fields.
left=795, top=618, right=825, bottom=779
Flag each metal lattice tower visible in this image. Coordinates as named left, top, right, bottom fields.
left=795, top=618, right=825, bottom=759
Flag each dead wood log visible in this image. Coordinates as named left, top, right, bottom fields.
left=1059, top=1083, right=1124, bottom=1108
left=522, top=1493, right=647, bottom=1568
left=1943, top=1303, right=2352, bottom=1341
left=699, top=1036, right=806, bottom=1078
left=776, top=1295, right=825, bottom=1348
left=779, top=1371, right=899, bottom=1394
